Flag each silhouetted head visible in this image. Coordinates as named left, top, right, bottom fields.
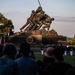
left=44, top=47, right=54, bottom=58
left=3, top=43, right=17, bottom=60
left=51, top=17, right=54, bottom=21
left=20, top=42, right=30, bottom=57
left=36, top=6, right=43, bottom=12
left=38, top=6, right=42, bottom=10
left=54, top=46, right=64, bottom=61
left=32, top=10, right=35, bottom=13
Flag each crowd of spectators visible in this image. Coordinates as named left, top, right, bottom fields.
left=0, top=42, right=75, bottom=75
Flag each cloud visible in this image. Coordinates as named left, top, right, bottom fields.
left=3, top=12, right=29, bottom=19
left=55, top=16, right=75, bottom=22
left=3, top=12, right=75, bottom=22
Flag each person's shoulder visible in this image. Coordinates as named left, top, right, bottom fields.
left=6, top=58, right=18, bottom=66
left=15, top=57, right=23, bottom=62
left=27, top=58, right=37, bottom=66
left=29, top=57, right=37, bottom=62
left=0, top=58, right=18, bottom=68
left=0, top=58, right=14, bottom=64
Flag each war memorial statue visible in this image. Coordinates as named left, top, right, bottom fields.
left=3, top=0, right=66, bottom=45
left=20, top=6, right=54, bottom=31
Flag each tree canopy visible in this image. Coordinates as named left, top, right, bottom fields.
left=68, top=37, right=75, bottom=45
left=0, top=13, right=14, bottom=35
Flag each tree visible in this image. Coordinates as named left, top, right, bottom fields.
left=68, top=38, right=75, bottom=45
left=0, top=13, right=14, bottom=35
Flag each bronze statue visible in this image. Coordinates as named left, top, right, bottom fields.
left=20, top=6, right=54, bottom=31
left=42, top=14, right=54, bottom=30
left=20, top=10, right=36, bottom=31
left=20, top=6, right=44, bottom=31
left=34, top=6, right=45, bottom=25
left=35, top=14, right=54, bottom=30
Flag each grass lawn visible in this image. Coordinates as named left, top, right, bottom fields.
left=64, top=55, right=75, bottom=66
left=35, top=54, right=75, bottom=66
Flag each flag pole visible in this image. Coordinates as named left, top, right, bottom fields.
left=37, top=0, right=41, bottom=7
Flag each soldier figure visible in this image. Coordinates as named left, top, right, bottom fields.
left=42, top=14, right=54, bottom=30
left=20, top=10, right=36, bottom=31
left=35, top=6, right=45, bottom=24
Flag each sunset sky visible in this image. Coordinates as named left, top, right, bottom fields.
left=0, top=0, right=75, bottom=37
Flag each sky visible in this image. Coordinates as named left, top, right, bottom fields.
left=0, top=0, right=75, bottom=37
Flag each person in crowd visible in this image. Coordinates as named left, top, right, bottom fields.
left=70, top=48, right=73, bottom=56
left=0, top=44, right=4, bottom=57
left=64, top=48, right=67, bottom=56
left=45, top=46, right=72, bottom=75
left=0, top=43, right=19, bottom=75
left=39, top=46, right=55, bottom=75
left=15, top=42, right=38, bottom=75
left=40, top=44, right=44, bottom=55
left=43, top=46, right=55, bottom=63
